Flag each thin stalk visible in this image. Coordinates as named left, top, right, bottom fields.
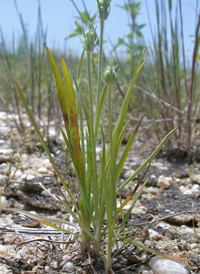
left=178, top=0, right=188, bottom=97
left=106, top=85, right=117, bottom=273
left=155, top=0, right=166, bottom=96
left=108, top=85, right=115, bottom=214
left=87, top=51, right=98, bottom=224
left=96, top=18, right=104, bottom=112
left=14, top=0, right=34, bottom=113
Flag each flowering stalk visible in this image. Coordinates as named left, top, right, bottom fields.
left=102, top=60, right=119, bottom=271
left=96, top=0, right=111, bottom=112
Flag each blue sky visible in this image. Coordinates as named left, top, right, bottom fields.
left=0, top=0, right=198, bottom=57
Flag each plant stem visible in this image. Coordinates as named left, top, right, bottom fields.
left=87, top=51, right=98, bottom=225
left=96, top=18, right=104, bottom=113
left=106, top=85, right=116, bottom=273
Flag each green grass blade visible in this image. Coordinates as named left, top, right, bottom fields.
left=117, top=127, right=178, bottom=192
left=78, top=50, right=85, bottom=78
left=116, top=115, right=144, bottom=180
left=95, top=84, right=108, bottom=140
left=6, top=69, right=79, bottom=212
left=61, top=57, right=85, bottom=184
left=46, top=47, right=71, bottom=141
left=113, top=50, right=147, bottom=140
left=115, top=177, right=149, bottom=241
left=116, top=120, right=130, bottom=156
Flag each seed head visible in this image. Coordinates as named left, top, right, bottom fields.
left=81, top=22, right=97, bottom=52
left=97, top=0, right=111, bottom=21
left=103, top=60, right=119, bottom=86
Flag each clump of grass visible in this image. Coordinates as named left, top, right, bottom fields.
left=7, top=1, right=179, bottom=272
left=139, top=0, right=200, bottom=158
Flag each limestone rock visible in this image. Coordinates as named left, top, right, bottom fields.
left=149, top=256, right=189, bottom=274
left=158, top=175, right=173, bottom=189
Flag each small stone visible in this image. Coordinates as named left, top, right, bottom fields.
left=3, top=234, right=17, bottom=245
left=0, top=264, right=10, bottom=273
left=14, top=170, right=23, bottom=179
left=45, top=265, right=50, bottom=271
left=191, top=184, right=199, bottom=193
left=16, top=246, right=30, bottom=259
left=156, top=222, right=167, bottom=229
left=179, top=185, right=187, bottom=194
left=158, top=175, right=173, bottom=189
left=21, top=154, right=29, bottom=161
left=144, top=239, right=151, bottom=246
left=149, top=256, right=189, bottom=274
left=191, top=243, right=198, bottom=249
left=0, top=148, right=13, bottom=156
left=148, top=186, right=159, bottom=194
left=183, top=189, right=192, bottom=195
left=0, top=174, right=7, bottom=180
left=19, top=174, right=35, bottom=181
left=0, top=111, right=7, bottom=120
left=50, top=260, right=58, bottom=269
left=0, top=245, right=8, bottom=255
left=183, top=227, right=195, bottom=235
left=63, top=262, right=75, bottom=270
left=149, top=229, right=161, bottom=240
left=37, top=167, right=48, bottom=174
left=1, top=196, right=8, bottom=208
left=190, top=174, right=200, bottom=184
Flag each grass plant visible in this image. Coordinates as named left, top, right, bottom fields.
left=6, top=1, right=181, bottom=273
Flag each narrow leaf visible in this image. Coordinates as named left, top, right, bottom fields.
left=116, top=115, right=144, bottom=180
left=61, top=57, right=85, bottom=185
left=117, top=127, right=178, bottom=191
left=46, top=47, right=71, bottom=141
left=95, top=84, right=108, bottom=139
left=6, top=69, right=78, bottom=212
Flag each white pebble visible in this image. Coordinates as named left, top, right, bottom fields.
left=14, top=170, right=23, bottom=179
left=149, top=256, right=189, bottom=274
left=191, top=184, right=199, bottom=193
left=63, top=261, right=75, bottom=270
left=191, top=243, right=198, bottom=249
left=183, top=227, right=195, bottom=235
left=183, top=189, right=192, bottom=195
left=19, top=174, right=35, bottom=181
left=156, top=222, right=167, bottom=229
left=0, top=148, right=13, bottom=155
left=37, top=167, right=48, bottom=174
left=16, top=246, right=30, bottom=259
left=0, top=245, right=8, bottom=255
left=1, top=196, right=8, bottom=208
left=0, top=174, right=8, bottom=180
left=29, top=211, right=37, bottom=214
left=149, top=229, right=160, bottom=240
left=179, top=185, right=186, bottom=193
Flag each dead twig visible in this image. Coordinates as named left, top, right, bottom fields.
left=16, top=238, right=75, bottom=249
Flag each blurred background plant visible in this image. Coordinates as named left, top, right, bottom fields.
left=111, top=0, right=200, bottom=161
left=111, top=0, right=146, bottom=75
left=0, top=1, right=81, bottom=141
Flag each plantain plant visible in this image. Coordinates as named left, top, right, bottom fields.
left=7, top=1, right=179, bottom=272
